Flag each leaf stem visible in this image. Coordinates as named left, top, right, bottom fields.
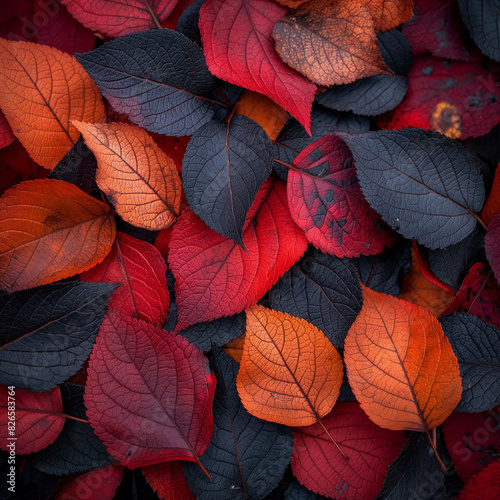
left=317, top=418, right=349, bottom=461
left=474, top=213, right=488, bottom=231
left=64, top=413, right=89, bottom=424
left=426, top=429, right=447, bottom=473
left=196, top=457, right=211, bottom=480
left=145, top=2, right=163, bottom=29
left=214, top=86, right=234, bottom=109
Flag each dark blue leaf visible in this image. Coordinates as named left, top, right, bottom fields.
left=183, top=116, right=273, bottom=244
left=76, top=29, right=218, bottom=136
left=377, top=29, right=412, bottom=76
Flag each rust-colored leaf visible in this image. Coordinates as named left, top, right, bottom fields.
left=237, top=305, right=343, bottom=427
left=345, top=286, right=462, bottom=432
left=0, top=179, right=116, bottom=292
left=222, top=333, right=246, bottom=364
left=272, top=0, right=391, bottom=86
left=73, top=122, right=181, bottom=231
left=0, top=39, right=105, bottom=169
left=358, top=0, right=414, bottom=32
left=235, top=90, right=289, bottom=141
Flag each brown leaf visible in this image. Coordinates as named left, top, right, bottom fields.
left=358, top=0, right=414, bottom=32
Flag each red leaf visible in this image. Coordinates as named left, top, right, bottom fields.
left=143, top=461, right=195, bottom=500
left=85, top=309, right=216, bottom=469
left=168, top=178, right=308, bottom=330
left=0, top=0, right=33, bottom=42
left=442, top=262, right=500, bottom=329
left=443, top=408, right=500, bottom=483
left=0, top=385, right=65, bottom=454
left=62, top=0, right=179, bottom=37
left=291, top=402, right=407, bottom=499
left=378, top=55, right=500, bottom=139
left=287, top=135, right=395, bottom=257
left=53, top=465, right=124, bottom=500
left=485, top=213, right=500, bottom=285
left=34, top=0, right=95, bottom=54
left=457, top=459, right=500, bottom=500
left=402, top=0, right=479, bottom=61
left=80, top=232, right=170, bottom=327
left=0, top=112, right=14, bottom=149
left=199, top=0, right=315, bottom=134
left=161, top=0, right=197, bottom=30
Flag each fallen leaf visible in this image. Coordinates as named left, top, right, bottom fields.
left=85, top=309, right=216, bottom=469
left=0, top=38, right=105, bottom=169
left=199, top=0, right=315, bottom=133
left=0, top=179, right=116, bottom=292
left=0, top=112, right=14, bottom=149
left=237, top=305, right=343, bottom=427
left=143, top=462, right=195, bottom=500
left=74, top=121, right=181, bottom=231
left=345, top=286, right=462, bottom=432
left=222, top=333, right=245, bottom=363
left=358, top=0, right=414, bottom=32
left=481, top=161, right=500, bottom=225
left=457, top=459, right=500, bottom=499
left=0, top=386, right=65, bottom=454
left=272, top=0, right=391, bottom=86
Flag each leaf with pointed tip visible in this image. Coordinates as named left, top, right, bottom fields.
left=268, top=247, right=362, bottom=350
left=316, top=75, right=408, bottom=116
left=0, top=179, right=116, bottom=292
left=182, top=115, right=273, bottom=245
left=237, top=305, right=343, bottom=427
left=74, top=121, right=181, bottom=231
left=199, top=0, right=315, bottom=133
left=143, top=461, right=195, bottom=500
left=459, top=0, right=500, bottom=61
left=340, top=128, right=485, bottom=249
left=345, top=286, right=462, bottom=432
left=272, top=0, right=391, bottom=86
left=80, top=232, right=169, bottom=327
left=178, top=313, right=245, bottom=352
left=0, top=386, right=64, bottom=454
left=442, top=262, right=500, bottom=329
left=292, top=402, right=406, bottom=499
left=288, top=134, right=395, bottom=257
left=486, top=213, right=500, bottom=284
left=184, top=350, right=293, bottom=499
left=33, top=383, right=112, bottom=476
left=440, top=313, right=500, bottom=412
left=0, top=282, right=117, bottom=391
left=75, top=29, right=218, bottom=137
left=62, top=0, right=179, bottom=37
left=169, top=178, right=308, bottom=330
left=85, top=309, right=216, bottom=469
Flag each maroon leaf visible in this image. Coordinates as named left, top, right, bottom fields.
left=291, top=402, right=407, bottom=499
left=199, top=0, right=315, bottom=133
left=0, top=385, right=65, bottom=454
left=80, top=232, right=170, bottom=327
left=287, top=135, right=395, bottom=257
left=168, top=178, right=308, bottom=330
left=0, top=112, right=14, bottom=149
left=143, top=461, right=195, bottom=500
left=485, top=213, right=500, bottom=285
left=84, top=309, right=216, bottom=469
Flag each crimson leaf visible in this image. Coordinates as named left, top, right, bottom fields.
left=182, top=115, right=273, bottom=245
left=0, top=282, right=117, bottom=392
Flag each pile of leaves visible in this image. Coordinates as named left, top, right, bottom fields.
left=1, top=0, right=500, bottom=498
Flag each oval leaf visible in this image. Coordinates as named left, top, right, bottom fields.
left=85, top=309, right=216, bottom=469
left=0, top=386, right=65, bottom=454
left=80, top=232, right=170, bottom=327
left=272, top=0, right=391, bottom=86
left=0, top=282, right=117, bottom=391
left=345, top=286, right=462, bottom=432
left=62, top=0, right=178, bottom=37
left=169, top=178, right=308, bottom=330
left=199, top=0, right=315, bottom=133
left=291, top=402, right=406, bottom=499
left=0, top=39, right=105, bottom=169
left=340, top=128, right=485, bottom=249
left=0, top=179, right=116, bottom=292
left=75, top=29, right=217, bottom=137
left=237, top=305, right=344, bottom=427
left=74, top=121, right=181, bottom=231
left=182, top=115, right=273, bottom=245
left=288, top=134, right=395, bottom=257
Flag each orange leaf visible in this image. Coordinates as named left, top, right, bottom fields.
left=0, top=179, right=116, bottom=292
left=358, top=0, right=414, bottom=32
left=272, top=0, right=391, bottom=86
left=398, top=247, right=454, bottom=316
left=222, top=332, right=246, bottom=363
left=73, top=122, right=181, bottom=231
left=235, top=90, right=290, bottom=141
left=273, top=0, right=308, bottom=7
left=345, top=286, right=462, bottom=432
left=0, top=39, right=105, bottom=170
left=481, top=160, right=500, bottom=226
left=237, top=305, right=343, bottom=427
